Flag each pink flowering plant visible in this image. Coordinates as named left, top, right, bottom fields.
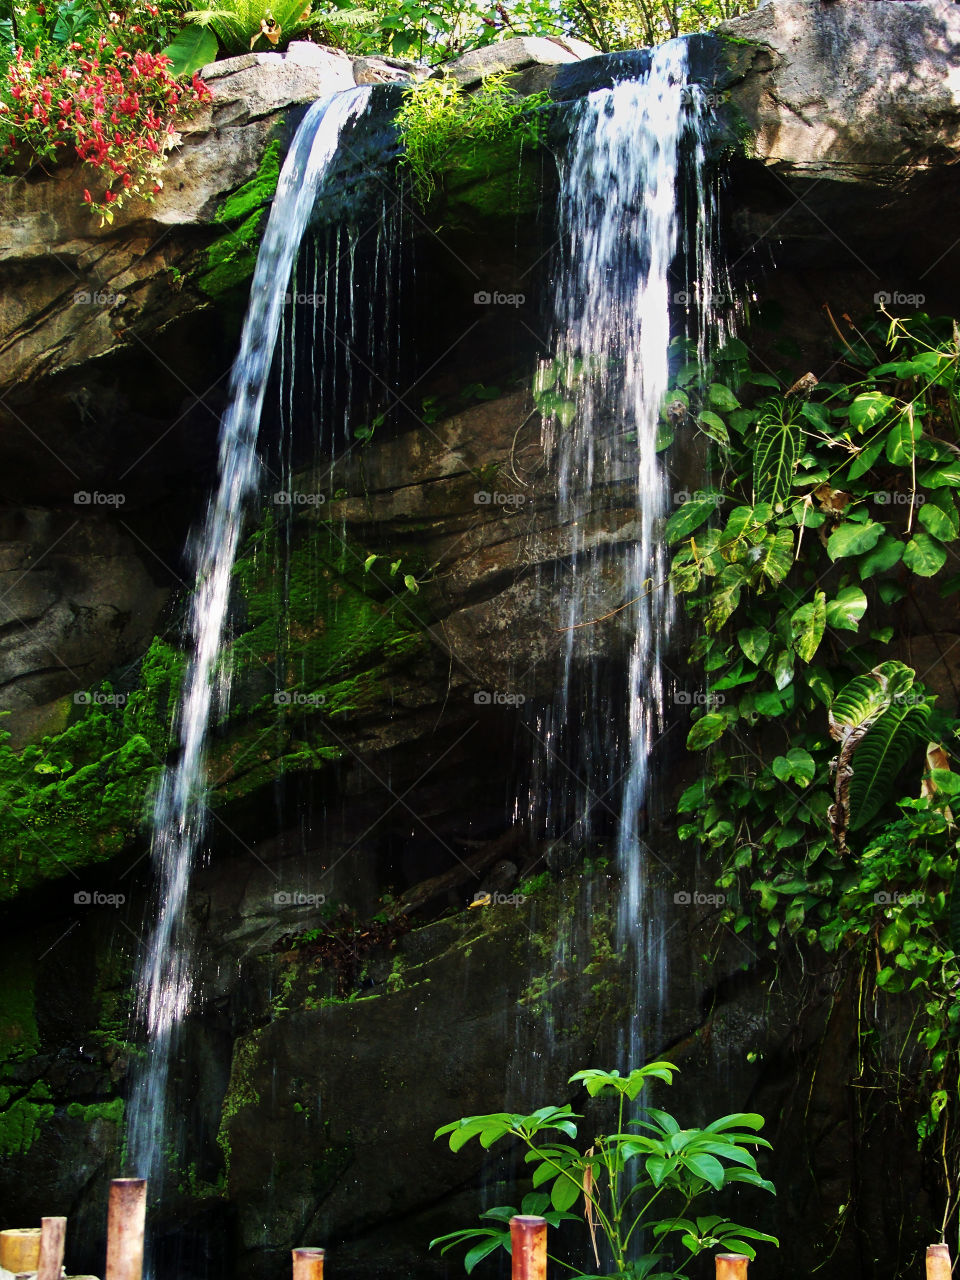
left=0, top=4, right=212, bottom=223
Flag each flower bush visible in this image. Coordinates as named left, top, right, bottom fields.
left=0, top=7, right=212, bottom=223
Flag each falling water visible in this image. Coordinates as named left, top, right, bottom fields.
left=126, top=85, right=372, bottom=1186
left=524, top=42, right=715, bottom=1068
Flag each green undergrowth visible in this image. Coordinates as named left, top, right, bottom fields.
left=200, top=136, right=282, bottom=297
left=0, top=954, right=52, bottom=1156
left=0, top=638, right=183, bottom=901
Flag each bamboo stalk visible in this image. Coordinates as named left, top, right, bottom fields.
left=292, top=1246, right=325, bottom=1279
left=105, top=1179, right=147, bottom=1280
left=38, top=1216, right=67, bottom=1280
left=510, top=1215, right=547, bottom=1280
left=716, top=1254, right=750, bottom=1280
left=927, top=1243, right=952, bottom=1280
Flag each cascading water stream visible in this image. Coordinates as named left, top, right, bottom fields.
left=126, top=84, right=372, bottom=1189
left=522, top=41, right=715, bottom=1074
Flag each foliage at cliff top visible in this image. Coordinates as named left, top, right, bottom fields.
left=663, top=309, right=960, bottom=1226
left=0, top=3, right=211, bottom=221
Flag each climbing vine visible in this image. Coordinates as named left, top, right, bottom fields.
left=665, top=311, right=960, bottom=1223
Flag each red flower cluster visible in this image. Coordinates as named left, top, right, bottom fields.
left=1, top=11, right=212, bottom=222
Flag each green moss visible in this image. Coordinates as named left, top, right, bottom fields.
left=199, top=138, right=282, bottom=297
left=0, top=956, right=53, bottom=1156
left=65, top=1098, right=125, bottom=1124
left=217, top=1028, right=264, bottom=1176
left=0, top=638, right=184, bottom=901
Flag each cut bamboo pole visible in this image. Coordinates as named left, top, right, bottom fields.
left=38, top=1216, right=67, bottom=1280
left=716, top=1254, right=750, bottom=1280
left=510, top=1215, right=547, bottom=1280
left=292, top=1247, right=325, bottom=1279
left=105, top=1178, right=147, bottom=1280
left=927, top=1243, right=952, bottom=1280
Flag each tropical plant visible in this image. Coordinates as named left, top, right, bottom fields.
left=167, top=0, right=372, bottom=70
left=430, top=1062, right=778, bottom=1277
left=395, top=71, right=549, bottom=205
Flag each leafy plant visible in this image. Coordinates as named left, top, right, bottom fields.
left=171, top=0, right=372, bottom=67
left=430, top=1062, right=778, bottom=1277
left=396, top=71, right=549, bottom=206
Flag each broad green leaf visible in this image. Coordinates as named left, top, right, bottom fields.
left=825, top=585, right=868, bottom=632
left=753, top=412, right=801, bottom=508
left=737, top=627, right=770, bottom=664
left=847, top=434, right=887, bottom=480
left=800, top=401, right=831, bottom=432
left=848, top=391, right=895, bottom=433
left=918, top=495, right=960, bottom=542
left=826, top=520, right=883, bottom=561
left=683, top=1152, right=726, bottom=1190
left=551, top=1173, right=581, bottom=1212
left=664, top=495, right=718, bottom=543
left=709, top=383, right=740, bottom=410
left=903, top=532, right=947, bottom=576
left=162, top=22, right=219, bottom=75
left=698, top=410, right=730, bottom=447
left=686, top=714, right=727, bottom=750
left=919, top=462, right=960, bottom=488
left=849, top=700, right=930, bottom=830
left=754, top=528, right=794, bottom=586
left=858, top=533, right=902, bottom=579
left=884, top=416, right=922, bottom=465
left=772, top=748, right=816, bottom=786
left=464, top=1236, right=507, bottom=1273
left=790, top=591, right=826, bottom=661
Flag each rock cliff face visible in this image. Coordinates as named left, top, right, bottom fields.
left=0, top=5, right=957, bottom=1279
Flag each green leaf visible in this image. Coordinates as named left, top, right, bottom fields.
left=754, top=528, right=794, bottom=586
left=683, top=1152, right=726, bottom=1190
left=738, top=627, right=770, bottom=665
left=464, top=1236, right=508, bottom=1273
left=884, top=416, right=922, bottom=465
left=918, top=495, right=960, bottom=542
left=858, top=533, right=902, bottom=579
left=790, top=591, right=826, bottom=661
left=826, top=521, right=883, bottom=561
left=800, top=401, right=831, bottom=432
left=847, top=434, right=888, bottom=480
left=849, top=700, right=930, bottom=830
left=364, top=554, right=379, bottom=572
left=686, top=714, right=727, bottom=750
left=825, top=585, right=868, bottom=632
left=664, top=495, right=719, bottom=543
left=919, top=462, right=960, bottom=489
left=550, top=1173, right=581, bottom=1212
left=772, top=748, right=816, bottom=786
left=698, top=410, right=730, bottom=447
left=903, top=533, right=947, bottom=576
left=161, top=22, right=219, bottom=75
left=752, top=412, right=801, bottom=508
left=403, top=574, right=420, bottom=594
left=848, top=391, right=895, bottom=433
left=709, top=383, right=741, bottom=410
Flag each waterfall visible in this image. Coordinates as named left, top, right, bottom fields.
left=126, top=84, right=373, bottom=1189
left=524, top=41, right=715, bottom=1070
